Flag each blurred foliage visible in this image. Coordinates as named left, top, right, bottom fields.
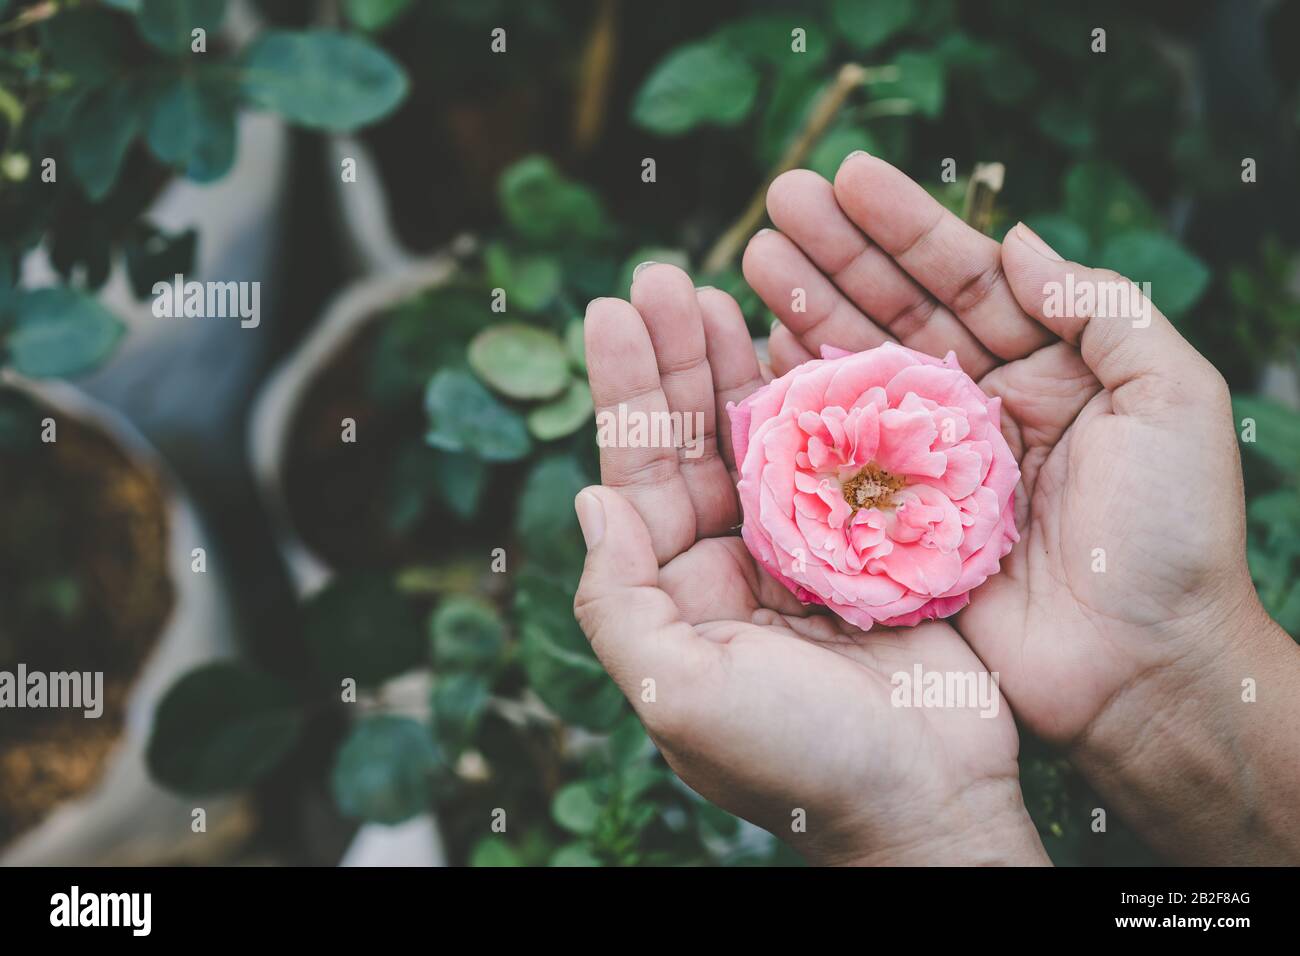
left=136, top=0, right=1300, bottom=866
left=0, top=0, right=406, bottom=378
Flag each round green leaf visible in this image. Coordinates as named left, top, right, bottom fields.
left=484, top=242, right=562, bottom=312
left=633, top=42, right=759, bottom=135
left=527, top=378, right=593, bottom=441
left=470, top=837, right=522, bottom=867
left=468, top=324, right=569, bottom=400
left=498, top=156, right=610, bottom=243
left=552, top=781, right=603, bottom=835
left=1063, top=162, right=1156, bottom=245
left=517, top=456, right=589, bottom=560
left=1021, top=215, right=1090, bottom=264
left=303, top=574, right=424, bottom=686
left=1096, top=231, right=1210, bottom=318
left=68, top=82, right=147, bottom=200
left=146, top=76, right=237, bottom=182
left=240, top=30, right=408, bottom=132
left=807, top=125, right=879, bottom=181
left=146, top=662, right=302, bottom=795
left=550, top=842, right=603, bottom=867
left=137, top=0, right=226, bottom=54
left=425, top=368, right=532, bottom=462
left=331, top=716, right=441, bottom=824
left=431, top=596, right=506, bottom=670
left=7, top=288, right=124, bottom=378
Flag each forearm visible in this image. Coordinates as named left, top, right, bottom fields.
left=1071, top=600, right=1300, bottom=865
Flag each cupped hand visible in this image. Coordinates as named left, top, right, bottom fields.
left=575, top=267, right=1047, bottom=865
left=742, top=153, right=1273, bottom=771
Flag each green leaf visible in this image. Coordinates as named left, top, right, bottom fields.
left=146, top=75, right=237, bottom=182
left=1233, top=395, right=1300, bottom=473
left=431, top=671, right=490, bottom=754
left=302, top=574, right=424, bottom=686
left=716, top=14, right=828, bottom=71
left=431, top=596, right=506, bottom=670
left=343, top=0, right=412, bottom=32
left=553, top=781, right=603, bottom=835
left=1021, top=215, right=1090, bottom=263
left=470, top=836, right=522, bottom=867
left=517, top=456, right=589, bottom=566
left=483, top=242, right=561, bottom=312
left=467, top=323, right=569, bottom=400
left=240, top=30, right=408, bottom=132
left=137, top=0, right=226, bottom=53
left=516, top=573, right=625, bottom=731
left=40, top=9, right=135, bottom=83
left=550, top=842, right=603, bottom=867
left=1063, top=162, right=1156, bottom=246
left=1096, top=232, right=1210, bottom=318
left=68, top=83, right=147, bottom=201
left=6, top=288, right=124, bottom=378
left=146, top=662, right=302, bottom=794
left=831, top=0, right=913, bottom=50
left=431, top=450, right=489, bottom=520
left=875, top=50, right=946, bottom=118
left=331, top=716, right=442, bottom=824
left=609, top=714, right=650, bottom=770
left=527, top=378, right=593, bottom=441
left=424, top=368, right=531, bottom=462
left=807, top=125, right=879, bottom=181
left=367, top=286, right=485, bottom=406
left=498, top=156, right=610, bottom=244
left=1037, top=98, right=1093, bottom=151
left=632, top=42, right=759, bottom=135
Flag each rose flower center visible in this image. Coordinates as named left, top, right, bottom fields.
left=841, top=463, right=906, bottom=511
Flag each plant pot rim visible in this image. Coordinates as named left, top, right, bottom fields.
left=0, top=374, right=240, bottom=865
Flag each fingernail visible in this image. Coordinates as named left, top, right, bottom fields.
left=1015, top=222, right=1063, bottom=261
left=575, top=490, right=605, bottom=549
left=695, top=285, right=715, bottom=293
left=842, top=149, right=870, bottom=164
left=632, top=260, right=656, bottom=282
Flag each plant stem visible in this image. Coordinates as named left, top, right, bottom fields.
left=571, top=0, right=618, bottom=155
left=0, top=1, right=60, bottom=37
left=702, top=62, right=873, bottom=275
left=961, top=161, right=1006, bottom=234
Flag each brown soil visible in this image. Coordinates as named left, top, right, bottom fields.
left=0, top=392, right=174, bottom=849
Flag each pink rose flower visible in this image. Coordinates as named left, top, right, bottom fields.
left=727, top=342, right=1020, bottom=630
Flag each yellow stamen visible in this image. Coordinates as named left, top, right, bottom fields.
left=841, top=463, right=905, bottom=511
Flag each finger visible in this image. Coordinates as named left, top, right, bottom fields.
left=742, top=228, right=891, bottom=354
left=1000, top=223, right=1216, bottom=411
left=573, top=486, right=719, bottom=722
left=631, top=264, right=738, bottom=536
left=834, top=152, right=1053, bottom=359
left=585, top=297, right=695, bottom=563
left=766, top=168, right=997, bottom=378
left=768, top=321, right=814, bottom=377
left=697, top=286, right=764, bottom=475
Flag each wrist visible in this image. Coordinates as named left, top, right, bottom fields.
left=813, top=779, right=1051, bottom=867
left=1070, top=593, right=1300, bottom=864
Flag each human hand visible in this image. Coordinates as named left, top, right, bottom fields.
left=744, top=151, right=1300, bottom=863
left=574, top=266, right=1049, bottom=865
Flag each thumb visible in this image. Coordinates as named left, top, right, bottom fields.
left=572, top=486, right=704, bottom=706
left=1001, top=222, right=1210, bottom=403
